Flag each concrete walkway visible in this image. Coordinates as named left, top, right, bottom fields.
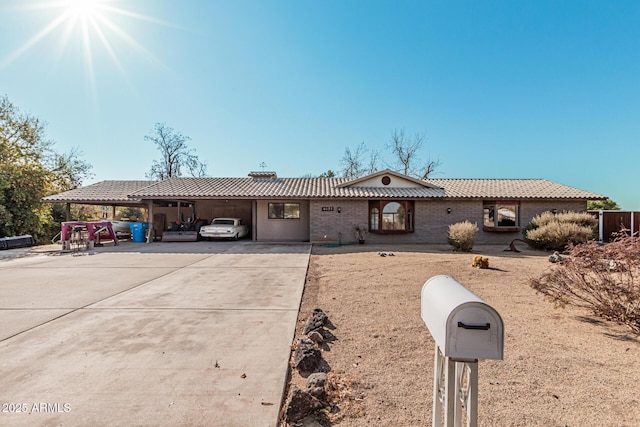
left=0, top=241, right=310, bottom=426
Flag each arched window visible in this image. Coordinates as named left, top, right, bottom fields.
left=369, top=200, right=414, bottom=233
left=382, top=202, right=405, bottom=230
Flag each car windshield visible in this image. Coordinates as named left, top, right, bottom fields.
left=212, top=219, right=235, bottom=225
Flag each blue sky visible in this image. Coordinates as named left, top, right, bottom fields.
left=1, top=0, right=638, bottom=209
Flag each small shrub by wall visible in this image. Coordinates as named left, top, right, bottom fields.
left=447, top=221, right=478, bottom=252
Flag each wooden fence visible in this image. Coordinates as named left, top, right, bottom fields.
left=589, top=210, right=640, bottom=242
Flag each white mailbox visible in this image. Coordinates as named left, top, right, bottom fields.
left=421, top=275, right=503, bottom=361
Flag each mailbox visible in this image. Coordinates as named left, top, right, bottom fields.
left=421, top=275, right=503, bottom=361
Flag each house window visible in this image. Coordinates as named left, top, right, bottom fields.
left=370, top=207, right=380, bottom=230
left=483, top=202, right=520, bottom=231
left=369, top=201, right=414, bottom=233
left=268, top=203, right=300, bottom=219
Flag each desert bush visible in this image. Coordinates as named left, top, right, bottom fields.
left=447, top=221, right=478, bottom=252
left=524, top=211, right=597, bottom=251
left=529, top=233, right=640, bottom=333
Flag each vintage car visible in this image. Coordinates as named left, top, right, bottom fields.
left=199, top=218, right=249, bottom=240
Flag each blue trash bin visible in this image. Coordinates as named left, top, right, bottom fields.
left=130, top=222, right=149, bottom=242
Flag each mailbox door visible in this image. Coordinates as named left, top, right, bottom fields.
left=447, top=303, right=503, bottom=360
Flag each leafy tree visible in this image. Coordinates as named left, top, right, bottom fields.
left=49, top=147, right=93, bottom=192
left=0, top=162, right=50, bottom=239
left=301, top=170, right=337, bottom=178
left=0, top=95, right=92, bottom=242
left=587, top=198, right=620, bottom=210
left=117, top=206, right=144, bottom=220
left=145, top=123, right=207, bottom=179
left=319, top=170, right=336, bottom=178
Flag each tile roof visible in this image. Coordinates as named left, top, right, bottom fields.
left=42, top=176, right=606, bottom=203
left=42, top=180, right=155, bottom=203
left=424, top=178, right=606, bottom=200
left=129, top=177, right=446, bottom=199
left=336, top=169, right=441, bottom=189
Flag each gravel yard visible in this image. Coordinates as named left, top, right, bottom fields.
left=284, top=244, right=640, bottom=426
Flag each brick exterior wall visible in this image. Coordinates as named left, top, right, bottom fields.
left=310, top=200, right=366, bottom=244
left=309, top=199, right=588, bottom=245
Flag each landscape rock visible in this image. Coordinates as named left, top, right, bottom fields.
left=304, top=308, right=329, bottom=334
left=549, top=251, right=563, bottom=263
left=294, top=337, right=322, bottom=372
left=297, top=415, right=325, bottom=427
left=283, top=386, right=324, bottom=423
left=306, top=372, right=328, bottom=400
left=307, top=330, right=324, bottom=343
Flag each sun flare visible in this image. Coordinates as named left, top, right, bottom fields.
left=64, top=0, right=104, bottom=20
left=1, top=0, right=169, bottom=89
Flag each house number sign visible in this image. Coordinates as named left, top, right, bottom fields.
left=321, top=207, right=334, bottom=212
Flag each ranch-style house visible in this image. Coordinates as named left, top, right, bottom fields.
left=43, top=169, right=606, bottom=245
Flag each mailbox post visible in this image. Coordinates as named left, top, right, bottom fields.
left=421, top=275, right=504, bottom=427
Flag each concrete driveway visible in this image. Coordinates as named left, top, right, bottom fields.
left=0, top=241, right=310, bottom=426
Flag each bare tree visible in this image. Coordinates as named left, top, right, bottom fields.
left=340, top=142, right=379, bottom=178
left=387, top=128, right=422, bottom=175
left=340, top=142, right=366, bottom=178
left=366, top=148, right=380, bottom=175
left=386, top=128, right=439, bottom=179
left=419, top=159, right=440, bottom=179
left=145, top=123, right=207, bottom=180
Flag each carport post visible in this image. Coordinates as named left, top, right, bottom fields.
left=146, top=200, right=154, bottom=243
left=598, top=210, right=604, bottom=243
left=65, top=203, right=71, bottom=221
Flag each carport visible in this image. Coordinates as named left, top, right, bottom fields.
left=41, top=180, right=154, bottom=223
left=44, top=173, right=313, bottom=244
left=41, top=182, right=261, bottom=244
left=147, top=198, right=254, bottom=242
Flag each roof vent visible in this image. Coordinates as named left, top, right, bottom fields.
left=248, top=171, right=277, bottom=180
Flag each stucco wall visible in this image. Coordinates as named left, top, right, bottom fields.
left=255, top=200, right=310, bottom=241
left=309, top=199, right=588, bottom=245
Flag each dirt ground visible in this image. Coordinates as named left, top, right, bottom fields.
left=284, top=244, right=640, bottom=426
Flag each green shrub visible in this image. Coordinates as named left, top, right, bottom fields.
left=447, top=221, right=478, bottom=252
left=524, top=211, right=597, bottom=251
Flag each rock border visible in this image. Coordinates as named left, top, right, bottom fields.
left=282, top=308, right=335, bottom=426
